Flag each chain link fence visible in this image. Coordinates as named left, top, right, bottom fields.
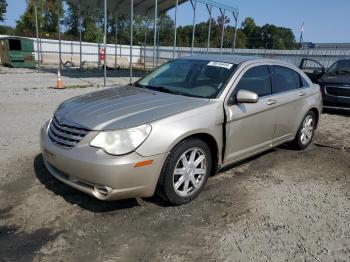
left=2, top=35, right=350, bottom=70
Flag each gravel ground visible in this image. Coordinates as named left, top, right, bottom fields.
left=0, top=68, right=349, bottom=262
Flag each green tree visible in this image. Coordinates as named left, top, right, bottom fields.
left=158, top=14, right=175, bottom=46
left=15, top=0, right=64, bottom=38
left=63, top=4, right=104, bottom=42
left=15, top=0, right=44, bottom=37
left=0, top=25, right=13, bottom=35
left=42, top=0, right=64, bottom=35
left=64, top=2, right=80, bottom=37
left=0, top=0, right=7, bottom=22
left=235, top=30, right=247, bottom=48
left=241, top=17, right=297, bottom=49
left=241, top=17, right=257, bottom=36
left=81, top=9, right=103, bottom=42
left=241, top=17, right=259, bottom=48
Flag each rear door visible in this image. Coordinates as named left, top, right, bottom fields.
left=224, top=65, right=277, bottom=164
left=270, top=65, right=311, bottom=145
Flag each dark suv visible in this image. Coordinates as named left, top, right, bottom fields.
left=300, top=58, right=350, bottom=110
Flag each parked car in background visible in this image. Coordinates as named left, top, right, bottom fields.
left=41, top=56, right=322, bottom=205
left=300, top=58, right=350, bottom=110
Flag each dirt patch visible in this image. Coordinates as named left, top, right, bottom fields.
left=212, top=146, right=350, bottom=261
left=0, top=225, right=59, bottom=262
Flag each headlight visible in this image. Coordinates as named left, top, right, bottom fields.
left=90, top=124, right=152, bottom=155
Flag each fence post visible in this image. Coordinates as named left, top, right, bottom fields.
left=34, top=0, right=40, bottom=71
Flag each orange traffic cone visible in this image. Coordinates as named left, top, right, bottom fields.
left=55, top=68, right=65, bottom=89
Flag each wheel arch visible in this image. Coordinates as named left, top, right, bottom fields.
left=168, top=132, right=220, bottom=176
left=309, top=107, right=320, bottom=128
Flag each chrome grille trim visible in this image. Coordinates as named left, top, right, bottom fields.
left=52, top=117, right=89, bottom=135
left=325, top=85, right=350, bottom=98
left=48, top=116, right=90, bottom=149
left=50, top=123, right=84, bottom=141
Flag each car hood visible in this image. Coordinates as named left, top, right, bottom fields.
left=319, top=74, right=350, bottom=85
left=55, top=85, right=209, bottom=130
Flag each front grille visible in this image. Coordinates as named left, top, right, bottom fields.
left=48, top=116, right=90, bottom=149
left=325, top=86, right=350, bottom=98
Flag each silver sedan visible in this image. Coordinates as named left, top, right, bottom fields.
left=40, top=55, right=322, bottom=205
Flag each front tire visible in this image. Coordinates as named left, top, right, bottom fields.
left=292, top=111, right=316, bottom=150
left=157, top=138, right=212, bottom=205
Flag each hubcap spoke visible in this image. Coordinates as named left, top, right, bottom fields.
left=307, top=118, right=313, bottom=127
left=194, top=155, right=205, bottom=168
left=190, top=175, right=199, bottom=189
left=174, top=168, right=185, bottom=175
left=181, top=155, right=189, bottom=169
left=189, top=149, right=197, bottom=164
left=195, top=168, right=205, bottom=175
left=183, top=179, right=190, bottom=193
left=175, top=175, right=185, bottom=190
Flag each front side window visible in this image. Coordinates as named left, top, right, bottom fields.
left=233, top=65, right=272, bottom=97
left=136, top=59, right=237, bottom=99
left=271, top=66, right=301, bottom=94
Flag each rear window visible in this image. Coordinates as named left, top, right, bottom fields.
left=8, top=39, right=21, bottom=51
left=271, top=66, right=301, bottom=94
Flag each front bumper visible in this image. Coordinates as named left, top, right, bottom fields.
left=40, top=123, right=168, bottom=201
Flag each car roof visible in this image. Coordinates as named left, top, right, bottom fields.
left=179, top=54, right=303, bottom=69
left=179, top=55, right=260, bottom=65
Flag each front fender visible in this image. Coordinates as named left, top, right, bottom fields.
left=136, top=102, right=224, bottom=159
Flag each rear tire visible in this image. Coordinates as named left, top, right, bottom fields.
left=157, top=138, right=212, bottom=206
left=291, top=111, right=316, bottom=150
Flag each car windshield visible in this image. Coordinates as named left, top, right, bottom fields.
left=327, top=60, right=350, bottom=75
left=135, top=59, right=237, bottom=99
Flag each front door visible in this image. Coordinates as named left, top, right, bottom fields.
left=299, top=58, right=325, bottom=83
left=224, top=65, right=277, bottom=164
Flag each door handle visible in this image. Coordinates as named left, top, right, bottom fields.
left=298, top=91, right=306, bottom=96
left=267, top=99, right=277, bottom=105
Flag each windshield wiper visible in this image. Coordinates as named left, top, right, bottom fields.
left=141, top=85, right=184, bottom=96
left=133, top=82, right=144, bottom=88
left=135, top=84, right=205, bottom=98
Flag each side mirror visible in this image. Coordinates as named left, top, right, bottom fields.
left=236, top=90, right=259, bottom=104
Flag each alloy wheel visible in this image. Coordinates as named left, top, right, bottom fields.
left=173, top=147, right=207, bottom=197
left=300, top=115, right=314, bottom=145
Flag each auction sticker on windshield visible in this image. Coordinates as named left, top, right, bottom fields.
left=207, top=61, right=234, bottom=69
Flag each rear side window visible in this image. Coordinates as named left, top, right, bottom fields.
left=234, top=65, right=272, bottom=97
left=271, top=66, right=301, bottom=94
